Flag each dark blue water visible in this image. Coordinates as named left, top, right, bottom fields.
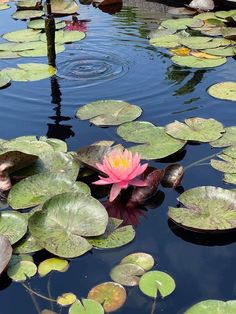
left=1, top=1, right=236, bottom=313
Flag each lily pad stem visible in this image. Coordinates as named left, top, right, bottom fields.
left=151, top=297, right=157, bottom=314
left=184, top=152, right=217, bottom=171
left=22, top=282, right=57, bottom=303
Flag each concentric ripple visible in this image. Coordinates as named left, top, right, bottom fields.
left=57, top=46, right=130, bottom=88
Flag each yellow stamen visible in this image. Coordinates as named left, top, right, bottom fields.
left=111, top=157, right=129, bottom=169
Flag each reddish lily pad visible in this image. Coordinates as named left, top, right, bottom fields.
left=0, top=235, right=12, bottom=275
left=87, top=282, right=126, bottom=313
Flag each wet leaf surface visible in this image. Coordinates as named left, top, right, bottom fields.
left=38, top=257, right=69, bottom=277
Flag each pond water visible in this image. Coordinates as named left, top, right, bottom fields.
left=1, top=1, right=236, bottom=313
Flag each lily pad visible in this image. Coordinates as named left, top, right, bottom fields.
left=0, top=51, right=20, bottom=59
left=0, top=4, right=10, bottom=10
left=208, top=82, right=236, bottom=102
left=165, top=118, right=224, bottom=142
left=150, top=34, right=181, bottom=48
left=184, top=300, right=236, bottom=314
left=29, top=192, right=108, bottom=258
left=211, top=126, right=236, bottom=147
left=180, top=37, right=232, bottom=49
left=0, top=41, right=44, bottom=52
left=12, top=9, right=44, bottom=20
left=87, top=282, right=126, bottom=313
left=110, top=263, right=145, bottom=286
left=28, top=18, right=66, bottom=30
left=13, top=233, right=42, bottom=254
left=76, top=100, right=142, bottom=127
left=168, top=186, right=236, bottom=231
left=7, top=254, right=37, bottom=282
left=2, top=63, right=56, bottom=82
left=161, top=18, right=195, bottom=31
left=221, top=27, right=236, bottom=40
left=16, top=0, right=41, bottom=9
left=39, top=137, right=67, bottom=152
left=40, top=30, right=85, bottom=44
left=2, top=29, right=42, bottom=43
left=120, top=252, right=155, bottom=271
left=38, top=257, right=69, bottom=277
left=8, top=173, right=89, bottom=209
left=211, top=154, right=236, bottom=173
left=57, top=293, right=77, bottom=306
left=47, top=0, right=79, bottom=15
left=87, top=218, right=135, bottom=249
left=69, top=299, right=104, bottom=314
left=0, top=235, right=12, bottom=275
left=171, top=55, right=227, bottom=68
left=117, top=121, right=186, bottom=160
left=139, top=271, right=176, bottom=298
left=202, top=47, right=236, bottom=57
left=0, top=211, right=27, bottom=244
left=19, top=44, right=65, bottom=57
left=0, top=72, right=10, bottom=88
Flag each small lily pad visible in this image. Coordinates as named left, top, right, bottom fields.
left=38, top=257, right=69, bottom=277
left=117, top=121, right=186, bottom=160
left=208, top=82, right=236, bottom=101
left=0, top=3, right=10, bottom=10
left=0, top=235, right=12, bottom=275
left=110, top=263, right=145, bottom=286
left=184, top=300, right=236, bottom=313
left=120, top=252, right=155, bottom=271
left=76, top=100, right=142, bottom=127
left=57, top=293, right=77, bottom=306
left=211, top=126, right=236, bottom=147
left=88, top=282, right=126, bottom=313
left=171, top=55, right=227, bottom=68
left=69, top=299, right=104, bottom=314
left=0, top=211, right=28, bottom=244
left=7, top=254, right=37, bottom=282
left=12, top=9, right=44, bottom=20
left=165, top=117, right=225, bottom=142
left=139, top=270, right=175, bottom=298
left=168, top=186, right=236, bottom=231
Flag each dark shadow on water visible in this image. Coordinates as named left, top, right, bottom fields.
left=169, top=220, right=236, bottom=246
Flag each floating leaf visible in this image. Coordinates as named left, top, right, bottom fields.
left=0, top=3, right=10, bottom=10
left=40, top=30, right=85, bottom=44
left=202, top=47, right=236, bottom=57
left=48, top=0, right=79, bottom=15
left=139, top=271, right=175, bottom=298
left=8, top=173, right=89, bottom=209
left=28, top=18, right=66, bottom=30
left=88, top=282, right=126, bottom=313
left=76, top=100, right=142, bottom=127
left=38, top=257, right=69, bottom=277
left=69, top=299, right=104, bottom=314
left=87, top=218, right=135, bottom=249
left=117, top=121, right=186, bottom=160
left=0, top=72, right=10, bottom=88
left=29, top=192, right=108, bottom=258
left=1, top=63, right=56, bottom=82
left=0, top=211, right=27, bottom=244
left=221, top=27, right=236, bottom=40
left=150, top=34, right=181, bottom=48
left=57, top=293, right=77, bottom=306
left=215, top=10, right=236, bottom=19
left=208, top=82, right=236, bottom=102
left=18, top=44, right=65, bottom=57
left=7, top=254, right=37, bottom=282
left=168, top=186, right=236, bottom=231
left=120, top=252, right=155, bottom=271
left=2, top=29, right=42, bottom=43
left=180, top=37, right=231, bottom=49
left=16, top=0, right=41, bottom=9
left=211, top=153, right=236, bottom=173
left=165, top=117, right=225, bottom=142
left=184, top=300, right=236, bottom=313
left=211, top=126, right=236, bottom=147
left=13, top=233, right=42, bottom=254
left=161, top=18, right=195, bottom=31
left=167, top=7, right=196, bottom=16
left=0, top=235, right=12, bottom=275
left=12, top=9, right=44, bottom=20
left=171, top=55, right=227, bottom=68
left=0, top=41, right=45, bottom=52
left=0, top=51, right=19, bottom=59
left=110, top=263, right=145, bottom=286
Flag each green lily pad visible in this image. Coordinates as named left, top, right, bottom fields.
left=0, top=51, right=19, bottom=59
left=38, top=257, right=69, bottom=277
left=76, top=100, right=142, bottom=127
left=40, top=30, right=85, bottom=44
left=222, top=145, right=236, bottom=158
left=165, top=117, right=225, bottom=142
left=28, top=18, right=66, bottom=30
left=194, top=12, right=218, bottom=20
left=168, top=186, right=236, bottom=231
left=12, top=9, right=44, bottom=20
left=57, top=293, right=77, bottom=306
left=221, top=27, right=236, bottom=40
left=39, top=137, right=67, bottom=152
left=47, top=0, right=79, bottom=15
left=2, top=29, right=42, bottom=42
left=7, top=254, right=37, bottom=282
left=171, top=55, right=227, bottom=68
left=0, top=41, right=44, bottom=52
left=224, top=173, right=236, bottom=184
left=161, top=18, right=195, bottom=31
left=0, top=235, right=12, bottom=275
left=29, top=192, right=108, bottom=258
left=120, top=252, right=155, bottom=271
left=184, top=300, right=236, bottom=314
left=202, top=47, right=236, bottom=57
left=180, top=37, right=232, bottom=49
left=208, top=82, right=236, bottom=102
left=16, top=0, right=41, bottom=9
left=1, top=63, right=56, bottom=82
left=69, top=299, right=104, bottom=314
left=0, top=4, right=10, bottom=10
left=149, top=34, right=181, bottom=48
left=139, top=271, right=176, bottom=298
left=13, top=233, right=42, bottom=254
left=110, top=263, right=145, bottom=286
left=0, top=211, right=27, bottom=244
left=8, top=173, right=89, bottom=209
left=87, top=218, right=135, bottom=249
left=117, top=121, right=186, bottom=160
left=19, top=44, right=65, bottom=57
left=0, top=72, right=10, bottom=88
left=215, top=10, right=236, bottom=19
left=88, top=282, right=126, bottom=313
left=211, top=126, right=236, bottom=147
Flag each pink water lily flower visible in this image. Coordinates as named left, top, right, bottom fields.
left=93, top=149, right=148, bottom=202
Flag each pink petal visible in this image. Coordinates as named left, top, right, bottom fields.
left=93, top=178, right=113, bottom=185
left=109, top=183, right=122, bottom=202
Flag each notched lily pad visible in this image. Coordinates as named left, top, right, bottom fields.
left=38, top=257, right=69, bottom=277
left=110, top=263, right=145, bottom=286
left=168, top=186, right=236, bottom=231
left=76, top=100, right=142, bottom=127
left=88, top=282, right=127, bottom=313
left=57, top=293, right=77, bottom=306
left=120, top=252, right=155, bottom=271
left=7, top=254, right=37, bottom=282
left=69, top=299, right=104, bottom=314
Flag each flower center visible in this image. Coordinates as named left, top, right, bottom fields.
left=111, top=157, right=129, bottom=169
